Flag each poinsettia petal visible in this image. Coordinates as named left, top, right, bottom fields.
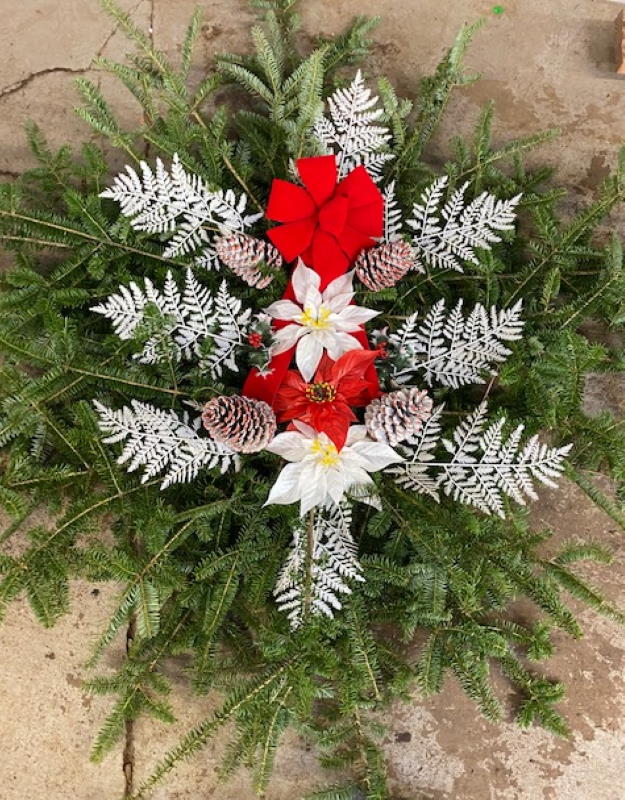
left=334, top=305, right=379, bottom=330
left=296, top=333, right=324, bottom=381
left=292, top=420, right=317, bottom=438
left=299, top=463, right=329, bottom=515
left=325, top=331, right=362, bottom=361
left=346, top=469, right=375, bottom=489
left=326, top=469, right=349, bottom=504
left=317, top=408, right=353, bottom=450
left=332, top=348, right=380, bottom=383
left=324, top=269, right=355, bottom=298
left=313, top=353, right=334, bottom=383
left=342, top=379, right=380, bottom=407
left=264, top=462, right=305, bottom=506
left=265, top=299, right=302, bottom=321
left=345, top=425, right=369, bottom=445
left=271, top=324, right=305, bottom=354
left=291, top=259, right=320, bottom=305
left=266, top=432, right=309, bottom=461
left=350, top=440, right=404, bottom=470
left=323, top=271, right=356, bottom=313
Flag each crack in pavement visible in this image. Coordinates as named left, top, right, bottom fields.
left=123, top=614, right=138, bottom=798
left=0, top=67, right=88, bottom=100
left=95, top=0, right=146, bottom=61
left=0, top=0, right=148, bottom=102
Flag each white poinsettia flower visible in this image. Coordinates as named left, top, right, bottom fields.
left=264, top=422, right=403, bottom=515
left=264, top=260, right=379, bottom=381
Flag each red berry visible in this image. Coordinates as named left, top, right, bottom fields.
left=247, top=332, right=263, bottom=349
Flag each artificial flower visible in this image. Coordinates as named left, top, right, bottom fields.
left=264, top=421, right=403, bottom=515
left=264, top=260, right=379, bottom=381
left=273, top=349, right=381, bottom=449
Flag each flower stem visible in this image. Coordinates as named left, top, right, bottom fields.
left=303, top=508, right=316, bottom=618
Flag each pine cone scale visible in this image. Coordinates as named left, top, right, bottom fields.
left=215, top=233, right=282, bottom=289
left=365, top=388, right=433, bottom=446
left=355, top=240, right=420, bottom=291
left=202, top=395, right=276, bottom=453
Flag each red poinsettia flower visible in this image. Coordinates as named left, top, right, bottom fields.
left=273, top=348, right=382, bottom=449
left=265, top=154, right=383, bottom=288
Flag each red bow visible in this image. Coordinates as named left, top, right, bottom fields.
left=266, top=155, right=383, bottom=289
left=242, top=155, right=383, bottom=409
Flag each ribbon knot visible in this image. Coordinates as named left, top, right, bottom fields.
left=265, top=154, right=383, bottom=288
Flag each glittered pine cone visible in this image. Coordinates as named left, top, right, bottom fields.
left=202, top=394, right=277, bottom=454
left=365, top=387, right=433, bottom=447
left=355, top=240, right=419, bottom=291
left=214, top=232, right=282, bottom=289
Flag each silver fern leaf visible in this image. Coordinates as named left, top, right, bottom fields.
left=100, top=153, right=262, bottom=259
left=92, top=271, right=251, bottom=377
left=390, top=299, right=524, bottom=388
left=390, top=402, right=572, bottom=518
left=382, top=180, right=405, bottom=244
left=93, top=399, right=238, bottom=489
left=274, top=504, right=364, bottom=629
left=390, top=405, right=445, bottom=500
left=313, top=70, right=393, bottom=181
left=200, top=280, right=252, bottom=379
left=91, top=271, right=188, bottom=363
left=175, top=269, right=216, bottom=358
left=406, top=176, right=521, bottom=272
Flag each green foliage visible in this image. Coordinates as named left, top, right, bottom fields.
left=1, top=1, right=625, bottom=798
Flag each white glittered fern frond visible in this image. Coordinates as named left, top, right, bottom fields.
left=313, top=70, right=393, bottom=181
left=200, top=280, right=252, bottom=379
left=382, top=180, right=404, bottom=243
left=100, top=154, right=262, bottom=259
left=175, top=269, right=216, bottom=357
left=274, top=503, right=363, bottom=629
left=390, top=299, right=524, bottom=388
left=93, top=399, right=238, bottom=489
left=389, top=402, right=571, bottom=518
left=92, top=271, right=251, bottom=377
left=390, top=405, right=444, bottom=501
left=406, top=176, right=521, bottom=272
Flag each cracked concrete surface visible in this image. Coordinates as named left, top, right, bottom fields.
left=2, top=0, right=625, bottom=798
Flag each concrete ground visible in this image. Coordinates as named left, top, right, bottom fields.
left=2, top=0, right=625, bottom=798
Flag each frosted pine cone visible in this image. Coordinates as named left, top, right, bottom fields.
left=365, top=388, right=433, bottom=446
left=202, top=395, right=277, bottom=453
left=355, top=240, right=419, bottom=291
left=215, top=233, right=282, bottom=289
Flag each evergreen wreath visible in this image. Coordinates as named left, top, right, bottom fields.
left=1, top=2, right=625, bottom=797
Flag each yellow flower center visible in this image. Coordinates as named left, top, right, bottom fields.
left=299, top=305, right=332, bottom=329
left=305, top=381, right=337, bottom=403
left=310, top=438, right=340, bottom=467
